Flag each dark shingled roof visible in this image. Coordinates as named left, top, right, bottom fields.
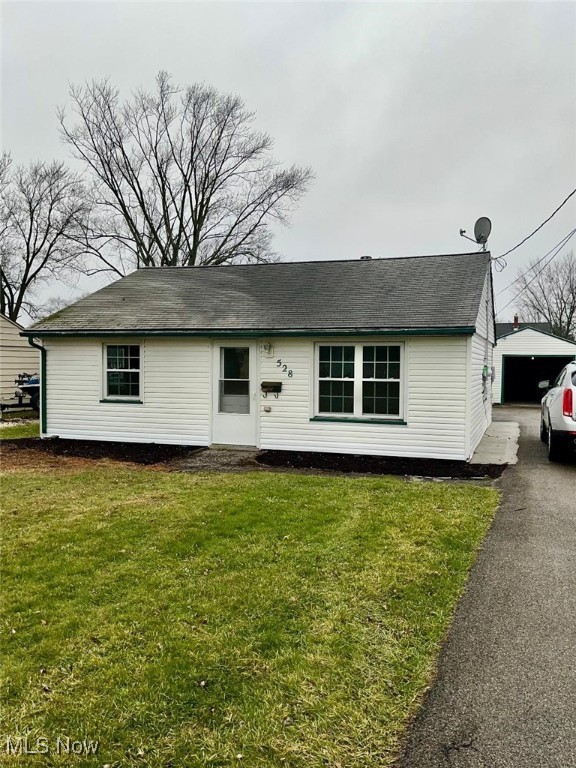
left=29, top=252, right=491, bottom=335
left=496, top=322, right=551, bottom=339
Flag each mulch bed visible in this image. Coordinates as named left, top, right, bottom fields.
left=0, top=437, right=201, bottom=466
left=257, top=450, right=507, bottom=479
left=1, top=439, right=507, bottom=478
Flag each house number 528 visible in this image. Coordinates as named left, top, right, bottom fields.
left=276, top=359, right=293, bottom=377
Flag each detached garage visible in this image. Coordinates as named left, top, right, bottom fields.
left=493, top=322, right=576, bottom=404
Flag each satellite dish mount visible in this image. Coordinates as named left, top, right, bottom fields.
left=459, top=216, right=492, bottom=251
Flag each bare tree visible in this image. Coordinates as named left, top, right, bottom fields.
left=515, top=250, right=576, bottom=340
left=0, top=153, right=12, bottom=192
left=59, top=72, right=313, bottom=271
left=0, top=160, right=91, bottom=322
left=0, top=153, right=13, bottom=244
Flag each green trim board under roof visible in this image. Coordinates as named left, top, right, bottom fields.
left=22, top=326, right=478, bottom=339
left=26, top=252, right=492, bottom=336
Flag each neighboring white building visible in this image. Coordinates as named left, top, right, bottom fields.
left=23, top=252, right=495, bottom=462
left=0, top=313, right=39, bottom=410
left=493, top=322, right=576, bottom=405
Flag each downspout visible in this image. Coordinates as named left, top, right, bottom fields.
left=27, top=337, right=46, bottom=435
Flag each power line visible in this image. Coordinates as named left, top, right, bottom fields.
left=499, top=231, right=575, bottom=315
left=496, top=226, right=576, bottom=296
left=493, top=186, right=576, bottom=269
left=498, top=228, right=576, bottom=315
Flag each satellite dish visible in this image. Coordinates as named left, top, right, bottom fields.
left=474, top=217, right=492, bottom=244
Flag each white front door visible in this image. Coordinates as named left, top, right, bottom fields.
left=212, top=344, right=258, bottom=446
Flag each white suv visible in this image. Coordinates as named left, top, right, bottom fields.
left=540, top=361, right=576, bottom=461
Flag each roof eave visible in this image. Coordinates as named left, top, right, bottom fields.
left=496, top=326, right=576, bottom=345
left=22, top=325, right=477, bottom=339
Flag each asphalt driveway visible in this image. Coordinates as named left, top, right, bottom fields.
left=397, top=406, right=576, bottom=768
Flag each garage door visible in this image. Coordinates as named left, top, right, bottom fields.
left=502, top=356, right=575, bottom=403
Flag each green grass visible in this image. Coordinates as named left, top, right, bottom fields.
left=0, top=420, right=39, bottom=439
left=2, top=409, right=38, bottom=421
left=0, top=466, right=498, bottom=767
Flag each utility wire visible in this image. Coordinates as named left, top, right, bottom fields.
left=496, top=226, right=576, bottom=296
left=499, top=231, right=575, bottom=314
left=495, top=186, right=576, bottom=263
left=498, top=228, right=576, bottom=315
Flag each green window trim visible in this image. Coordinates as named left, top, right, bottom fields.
left=104, top=343, right=141, bottom=399
left=99, top=398, right=143, bottom=404
left=310, top=416, right=407, bottom=425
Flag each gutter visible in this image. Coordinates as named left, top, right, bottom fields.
left=27, top=337, right=46, bottom=435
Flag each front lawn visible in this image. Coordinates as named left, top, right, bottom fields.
left=0, top=465, right=498, bottom=767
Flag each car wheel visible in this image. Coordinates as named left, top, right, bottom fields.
left=540, top=416, right=548, bottom=443
left=547, top=423, right=564, bottom=462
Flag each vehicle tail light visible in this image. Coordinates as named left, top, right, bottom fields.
left=562, top=387, right=574, bottom=417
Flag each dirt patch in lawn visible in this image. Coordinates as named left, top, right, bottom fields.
left=0, top=446, right=114, bottom=472
left=0, top=437, right=201, bottom=470
left=257, top=450, right=507, bottom=479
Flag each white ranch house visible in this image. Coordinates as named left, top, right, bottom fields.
left=493, top=322, right=576, bottom=405
left=24, top=252, right=495, bottom=462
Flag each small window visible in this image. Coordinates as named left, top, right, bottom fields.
left=318, top=346, right=355, bottom=414
left=105, top=345, right=141, bottom=399
left=219, top=347, right=250, bottom=414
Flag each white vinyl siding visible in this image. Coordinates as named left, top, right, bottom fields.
left=260, top=335, right=469, bottom=460
left=493, top=328, right=576, bottom=404
left=0, top=315, right=39, bottom=405
left=468, top=333, right=493, bottom=457
left=467, top=270, right=494, bottom=457
left=474, top=270, right=495, bottom=344
left=42, top=327, right=495, bottom=461
left=44, top=338, right=211, bottom=444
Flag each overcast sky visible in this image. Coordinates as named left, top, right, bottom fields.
left=2, top=0, right=576, bottom=321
